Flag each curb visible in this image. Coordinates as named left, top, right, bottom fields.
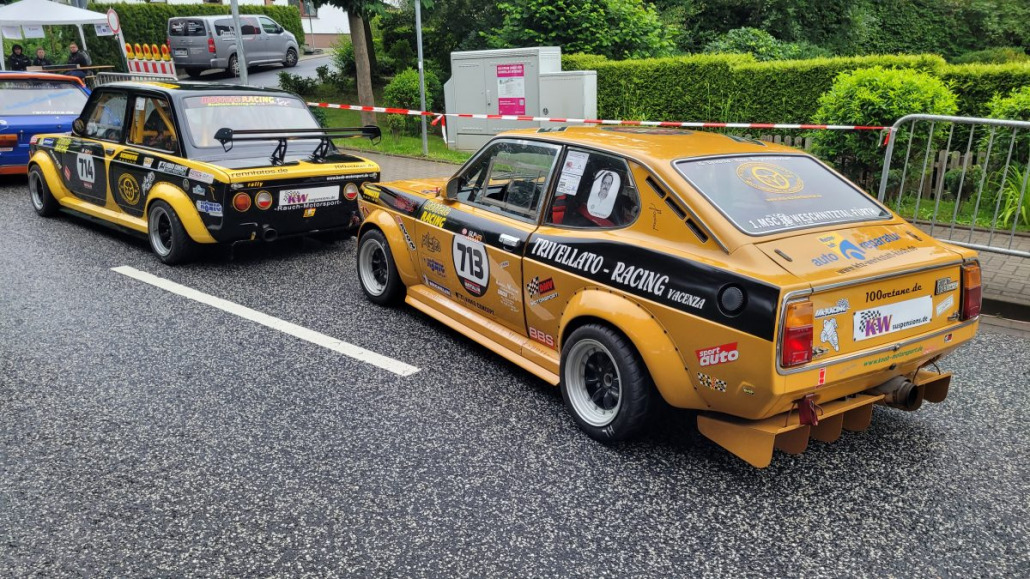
left=981, top=297, right=1030, bottom=324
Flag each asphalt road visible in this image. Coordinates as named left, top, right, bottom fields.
left=189, top=54, right=332, bottom=88
left=1, top=174, right=1029, bottom=576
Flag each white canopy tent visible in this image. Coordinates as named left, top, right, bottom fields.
left=0, top=0, right=126, bottom=71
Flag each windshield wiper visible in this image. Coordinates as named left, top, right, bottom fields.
left=214, top=126, right=382, bottom=166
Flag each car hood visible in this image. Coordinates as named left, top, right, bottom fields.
left=754, top=222, right=964, bottom=283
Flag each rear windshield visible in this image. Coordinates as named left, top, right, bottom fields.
left=675, top=155, right=890, bottom=235
left=181, top=94, right=319, bottom=149
left=0, top=80, right=87, bottom=115
left=169, top=19, right=207, bottom=37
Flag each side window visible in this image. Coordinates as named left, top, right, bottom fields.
left=547, top=149, right=640, bottom=228
left=241, top=19, right=261, bottom=36
left=214, top=19, right=234, bottom=37
left=128, top=96, right=179, bottom=153
left=454, top=140, right=560, bottom=221
left=260, top=17, right=279, bottom=34
left=84, top=92, right=128, bottom=141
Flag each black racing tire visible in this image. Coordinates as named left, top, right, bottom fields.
left=559, top=324, right=654, bottom=443
left=356, top=229, right=404, bottom=306
left=28, top=165, right=59, bottom=217
left=284, top=47, right=298, bottom=68
left=185, top=67, right=205, bottom=78
left=147, top=201, right=196, bottom=265
left=228, top=54, right=240, bottom=78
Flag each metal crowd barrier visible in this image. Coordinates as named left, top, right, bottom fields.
left=88, top=71, right=178, bottom=89
left=878, top=114, right=1030, bottom=258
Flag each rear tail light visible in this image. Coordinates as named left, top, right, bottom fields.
left=343, top=182, right=359, bottom=200
left=208, top=37, right=216, bottom=53
left=255, top=190, right=273, bottom=210
left=781, top=300, right=813, bottom=368
left=0, top=134, right=17, bottom=147
left=232, top=192, right=251, bottom=212
left=961, top=262, right=982, bottom=320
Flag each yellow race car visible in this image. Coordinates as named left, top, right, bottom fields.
left=28, top=81, right=380, bottom=264
left=356, top=127, right=981, bottom=468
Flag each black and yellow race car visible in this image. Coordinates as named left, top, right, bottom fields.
left=27, top=81, right=380, bottom=264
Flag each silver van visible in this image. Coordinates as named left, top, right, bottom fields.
left=168, top=15, right=299, bottom=78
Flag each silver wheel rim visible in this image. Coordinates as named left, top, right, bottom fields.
left=565, top=338, right=622, bottom=427
left=230, top=56, right=239, bottom=77
left=286, top=49, right=297, bottom=66
left=29, top=171, right=44, bottom=210
left=149, top=205, right=173, bottom=257
left=358, top=238, right=389, bottom=296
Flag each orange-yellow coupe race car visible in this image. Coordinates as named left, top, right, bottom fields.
left=355, top=126, right=981, bottom=467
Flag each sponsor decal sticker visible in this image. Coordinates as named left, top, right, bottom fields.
left=820, top=318, right=840, bottom=352
left=142, top=172, right=156, bottom=196
left=192, top=184, right=205, bottom=196
left=696, top=372, right=727, bottom=393
left=865, top=282, right=922, bottom=303
left=421, top=233, right=441, bottom=253
left=853, top=296, right=931, bottom=341
left=41, top=138, right=54, bottom=147
left=158, top=160, right=188, bottom=176
left=736, top=161, right=805, bottom=195
left=455, top=291, right=494, bottom=315
left=526, top=276, right=555, bottom=298
left=116, top=150, right=138, bottom=163
left=362, top=188, right=381, bottom=202
left=397, top=219, right=416, bottom=250
left=696, top=343, right=739, bottom=367
left=425, top=258, right=445, bottom=276
left=303, top=208, right=316, bottom=218
left=461, top=228, right=484, bottom=243
left=935, top=277, right=959, bottom=295
left=118, top=173, right=141, bottom=205
left=63, top=165, right=71, bottom=181
left=196, top=200, right=223, bottom=217
left=944, top=333, right=953, bottom=343
left=936, top=294, right=955, bottom=317
left=862, top=345, right=924, bottom=368
left=188, top=168, right=214, bottom=184
left=423, top=275, right=451, bottom=297
left=817, top=367, right=827, bottom=386
left=419, top=200, right=451, bottom=228
left=54, top=137, right=71, bottom=153
left=142, top=157, right=154, bottom=168
left=278, top=186, right=340, bottom=209
left=529, top=327, right=556, bottom=349
left=815, top=298, right=849, bottom=318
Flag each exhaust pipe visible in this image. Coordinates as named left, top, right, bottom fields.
left=869, top=376, right=924, bottom=411
left=261, top=226, right=278, bottom=242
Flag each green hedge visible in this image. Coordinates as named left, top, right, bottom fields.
left=562, top=52, right=1030, bottom=123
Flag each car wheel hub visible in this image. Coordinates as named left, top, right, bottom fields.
left=566, top=339, right=622, bottom=427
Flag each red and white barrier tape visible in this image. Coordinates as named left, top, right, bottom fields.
left=305, top=101, right=888, bottom=131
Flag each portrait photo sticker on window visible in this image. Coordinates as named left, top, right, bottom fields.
left=548, top=150, right=640, bottom=229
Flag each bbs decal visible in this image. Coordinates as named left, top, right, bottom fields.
left=453, top=236, right=489, bottom=297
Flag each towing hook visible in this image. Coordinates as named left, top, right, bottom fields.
left=869, top=376, right=924, bottom=412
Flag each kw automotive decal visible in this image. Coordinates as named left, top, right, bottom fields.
left=526, top=235, right=779, bottom=341
left=853, top=296, right=932, bottom=342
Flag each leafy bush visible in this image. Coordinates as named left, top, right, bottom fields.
left=952, top=47, right=1029, bottom=65
left=703, top=27, right=831, bottom=62
left=987, top=85, right=1030, bottom=121
left=811, top=66, right=958, bottom=188
left=332, top=39, right=355, bottom=78
left=485, top=0, right=673, bottom=60
left=940, top=63, right=1030, bottom=118
left=382, top=68, right=442, bottom=136
left=278, top=71, right=318, bottom=96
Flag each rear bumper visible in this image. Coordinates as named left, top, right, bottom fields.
left=0, top=164, right=27, bottom=175
left=699, top=368, right=952, bottom=468
left=172, top=55, right=228, bottom=69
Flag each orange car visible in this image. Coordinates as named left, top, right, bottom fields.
left=355, top=127, right=980, bottom=467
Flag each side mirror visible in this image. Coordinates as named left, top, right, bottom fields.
left=445, top=177, right=460, bottom=200
left=72, top=118, right=86, bottom=136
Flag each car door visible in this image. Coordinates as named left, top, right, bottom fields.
left=413, top=138, right=562, bottom=338
left=57, top=90, right=129, bottom=207
left=241, top=17, right=269, bottom=63
left=258, top=17, right=286, bottom=62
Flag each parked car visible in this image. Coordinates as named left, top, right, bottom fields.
left=28, top=81, right=380, bottom=264
left=355, top=127, right=981, bottom=468
left=0, top=71, right=89, bottom=175
left=168, top=15, right=299, bottom=78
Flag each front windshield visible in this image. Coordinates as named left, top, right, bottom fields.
left=182, top=94, right=319, bottom=149
left=0, top=81, right=87, bottom=116
left=675, top=155, right=890, bottom=236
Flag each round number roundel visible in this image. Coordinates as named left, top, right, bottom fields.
left=452, top=236, right=489, bottom=297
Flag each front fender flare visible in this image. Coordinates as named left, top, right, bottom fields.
left=145, top=183, right=217, bottom=244
left=560, top=289, right=706, bottom=410
left=358, top=209, right=420, bottom=286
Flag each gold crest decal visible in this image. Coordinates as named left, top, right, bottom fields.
left=118, top=173, right=141, bottom=205
left=736, top=162, right=804, bottom=194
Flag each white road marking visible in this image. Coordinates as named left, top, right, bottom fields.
left=112, top=266, right=419, bottom=376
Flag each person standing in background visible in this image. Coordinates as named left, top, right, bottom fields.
left=32, top=47, right=52, bottom=67
left=7, top=44, right=30, bottom=71
left=65, top=42, right=90, bottom=79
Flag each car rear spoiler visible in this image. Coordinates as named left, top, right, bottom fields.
left=213, top=126, right=382, bottom=166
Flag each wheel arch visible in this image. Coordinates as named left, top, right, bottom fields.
left=145, top=183, right=217, bottom=244
left=28, top=153, right=71, bottom=201
left=560, top=289, right=707, bottom=410
left=358, top=209, right=420, bottom=286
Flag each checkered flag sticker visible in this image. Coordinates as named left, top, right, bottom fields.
left=526, top=276, right=541, bottom=296
left=858, top=310, right=881, bottom=329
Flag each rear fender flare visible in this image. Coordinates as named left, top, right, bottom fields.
left=358, top=209, right=420, bottom=286
left=145, top=183, right=217, bottom=244
left=560, top=289, right=706, bottom=410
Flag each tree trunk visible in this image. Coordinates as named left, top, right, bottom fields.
left=349, top=11, right=376, bottom=125
left=363, top=16, right=377, bottom=77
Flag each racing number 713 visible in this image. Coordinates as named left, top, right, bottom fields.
left=456, top=240, right=484, bottom=278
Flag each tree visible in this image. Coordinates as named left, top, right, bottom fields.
left=485, top=0, right=673, bottom=60
left=321, top=0, right=384, bottom=125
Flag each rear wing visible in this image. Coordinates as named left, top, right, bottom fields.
left=213, top=126, right=382, bottom=166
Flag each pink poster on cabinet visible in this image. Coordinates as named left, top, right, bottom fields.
left=496, top=63, right=526, bottom=115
